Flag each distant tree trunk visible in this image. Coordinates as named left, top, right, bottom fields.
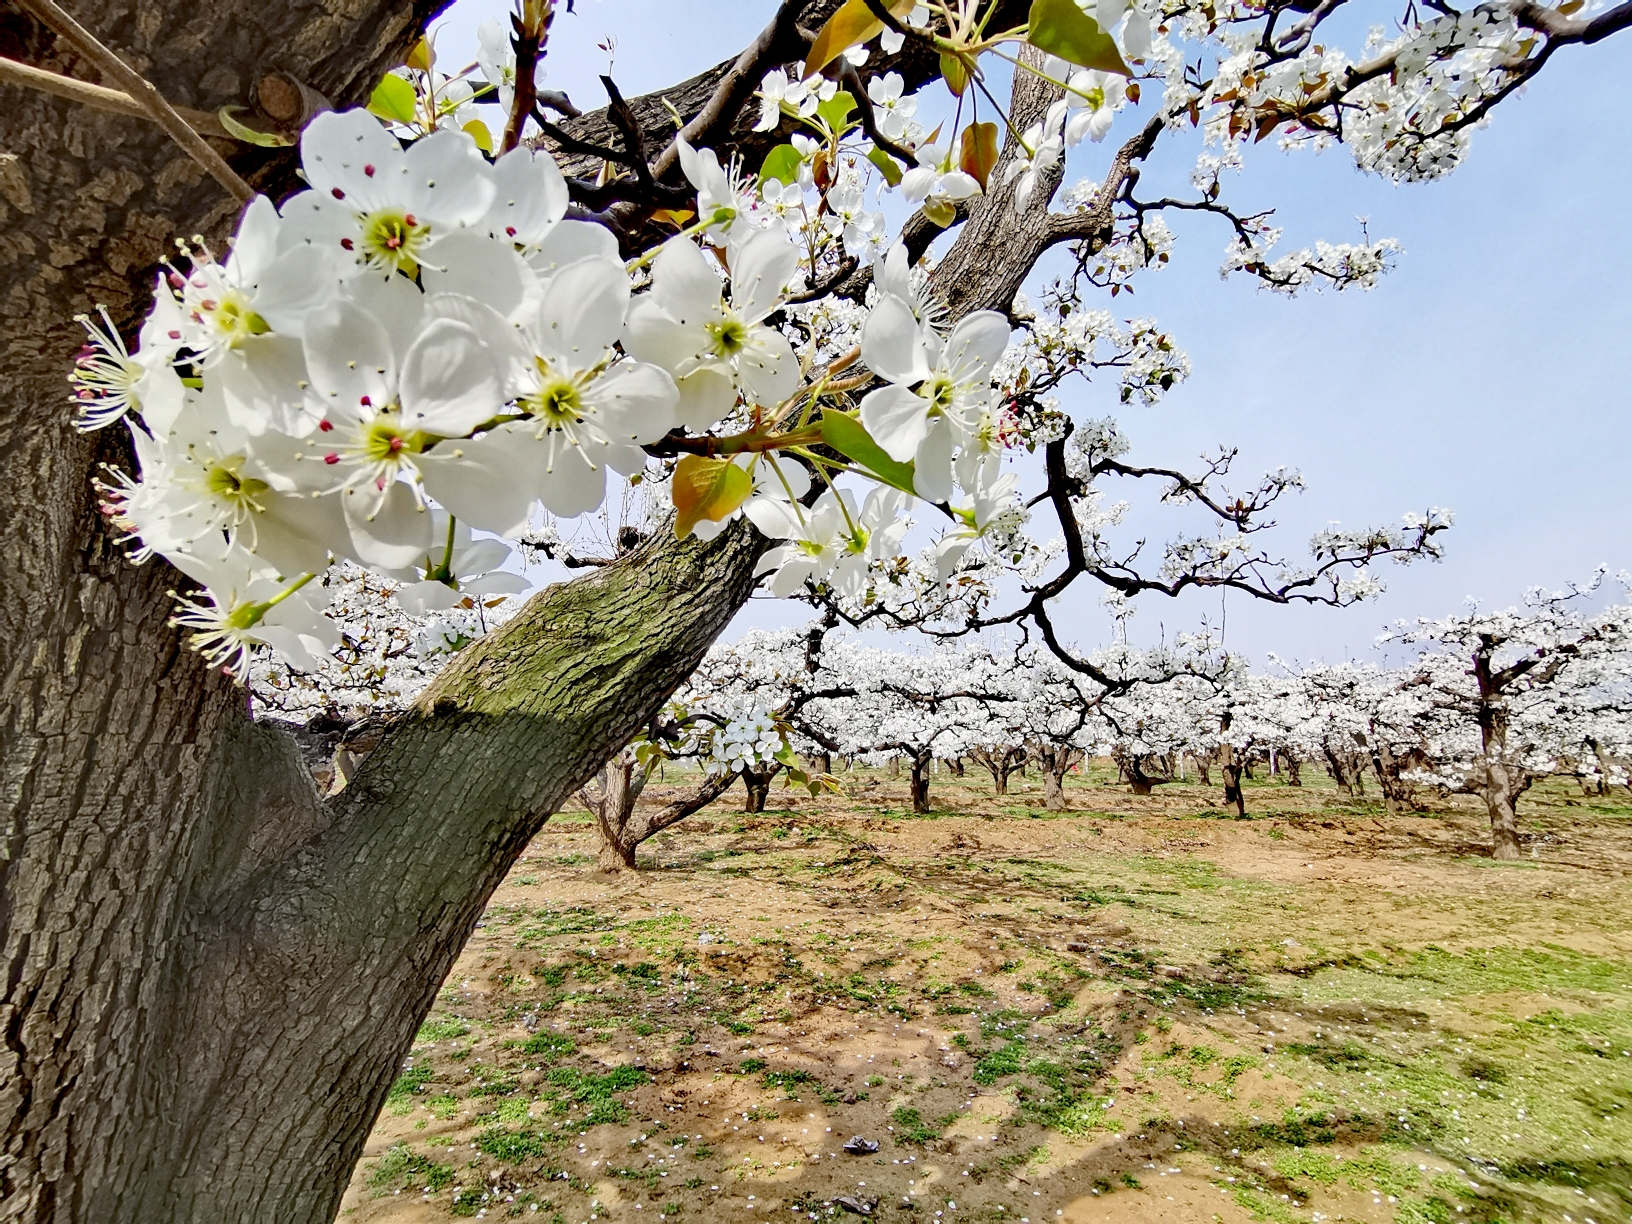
left=1219, top=715, right=1247, bottom=817
left=742, top=764, right=780, bottom=812
left=1284, top=755, right=1302, bottom=787
left=1194, top=755, right=1211, bottom=786
left=581, top=747, right=653, bottom=872
left=888, top=756, right=901, bottom=778
left=971, top=745, right=1027, bottom=795
left=1322, top=743, right=1356, bottom=796
left=584, top=753, right=737, bottom=872
left=808, top=752, right=832, bottom=775
left=1474, top=681, right=1523, bottom=859
left=947, top=756, right=965, bottom=777
left=1365, top=739, right=1418, bottom=817
left=1033, top=745, right=1082, bottom=811
left=909, top=750, right=933, bottom=813
left=1120, top=753, right=1172, bottom=796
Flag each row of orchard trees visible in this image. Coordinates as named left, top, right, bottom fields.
left=254, top=574, right=1632, bottom=861
left=255, top=575, right=1632, bottom=864
left=662, top=580, right=1632, bottom=861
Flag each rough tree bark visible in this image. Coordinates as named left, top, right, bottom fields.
left=0, top=4, right=1059, bottom=1219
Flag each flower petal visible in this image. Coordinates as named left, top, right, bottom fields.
left=399, top=317, right=504, bottom=437
left=862, top=293, right=930, bottom=386
left=590, top=360, right=678, bottom=445
left=651, top=237, right=724, bottom=324
left=527, top=219, right=620, bottom=278
left=913, top=415, right=954, bottom=503
left=728, top=228, right=797, bottom=323
left=219, top=334, right=321, bottom=436
left=421, top=230, right=531, bottom=320
left=942, top=310, right=1011, bottom=382
left=303, top=299, right=394, bottom=419
left=859, top=383, right=930, bottom=463
left=735, top=328, right=797, bottom=408
left=401, top=127, right=497, bottom=227
left=485, top=146, right=567, bottom=246
left=301, top=109, right=404, bottom=203
left=536, top=255, right=630, bottom=359
left=672, top=368, right=736, bottom=433
left=342, top=478, right=433, bottom=569
left=418, top=439, right=537, bottom=537
left=251, top=244, right=341, bottom=336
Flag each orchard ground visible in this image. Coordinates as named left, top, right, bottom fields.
left=338, top=765, right=1632, bottom=1224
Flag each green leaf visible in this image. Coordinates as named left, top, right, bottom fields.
left=819, top=412, right=917, bottom=497
left=1026, top=0, right=1131, bottom=75
left=367, top=73, right=418, bottom=125
left=672, top=455, right=754, bottom=538
left=759, top=143, right=804, bottom=186
left=866, top=144, right=904, bottom=187
left=940, top=51, right=971, bottom=97
left=462, top=118, right=494, bottom=154
left=216, top=106, right=293, bottom=147
left=804, top=0, right=915, bottom=78
left=816, top=89, right=856, bottom=132
left=922, top=198, right=957, bottom=228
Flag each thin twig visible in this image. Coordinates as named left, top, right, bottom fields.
left=15, top=0, right=251, bottom=201
left=501, top=0, right=555, bottom=154
left=0, top=54, right=227, bottom=137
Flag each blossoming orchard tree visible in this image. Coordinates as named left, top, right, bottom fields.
left=4, top=0, right=1630, bottom=1216
left=1381, top=577, right=1632, bottom=857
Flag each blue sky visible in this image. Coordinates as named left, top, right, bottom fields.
left=434, top=0, right=1631, bottom=665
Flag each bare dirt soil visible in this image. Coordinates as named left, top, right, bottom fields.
left=338, top=765, right=1632, bottom=1224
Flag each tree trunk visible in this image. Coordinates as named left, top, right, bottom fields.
left=1221, top=763, right=1246, bottom=817
left=947, top=756, right=964, bottom=777
left=742, top=764, right=778, bottom=813
left=1033, top=745, right=1079, bottom=811
left=0, top=3, right=1053, bottom=1217
left=584, top=747, right=651, bottom=872
left=1284, top=755, right=1302, bottom=787
left=597, top=768, right=737, bottom=870
left=909, top=752, right=932, bottom=813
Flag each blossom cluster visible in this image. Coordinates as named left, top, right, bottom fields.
left=73, top=103, right=1038, bottom=679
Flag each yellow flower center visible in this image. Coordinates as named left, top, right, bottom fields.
left=705, top=315, right=750, bottom=359
left=202, top=455, right=269, bottom=515
left=921, top=373, right=956, bottom=414
left=522, top=363, right=585, bottom=430
left=200, top=290, right=268, bottom=346
left=361, top=416, right=430, bottom=465
left=359, top=210, right=431, bottom=275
